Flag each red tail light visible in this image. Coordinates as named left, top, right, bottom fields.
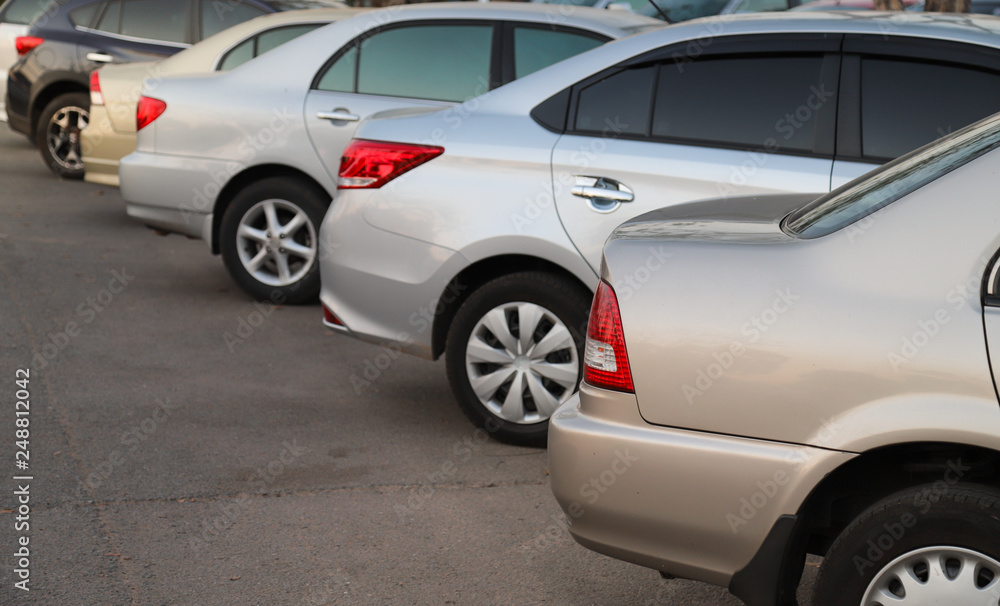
left=136, top=96, right=166, bottom=131
left=583, top=280, right=633, bottom=392
left=89, top=70, right=104, bottom=105
left=15, top=36, right=44, bottom=56
left=323, top=305, right=343, bottom=327
left=337, top=139, right=443, bottom=189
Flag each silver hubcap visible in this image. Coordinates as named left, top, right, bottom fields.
left=46, top=105, right=89, bottom=171
left=235, top=199, right=316, bottom=287
left=465, top=302, right=579, bottom=424
left=863, top=546, right=1000, bottom=604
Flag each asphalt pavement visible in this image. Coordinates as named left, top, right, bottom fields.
left=0, top=125, right=817, bottom=605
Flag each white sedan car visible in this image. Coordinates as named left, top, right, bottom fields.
left=0, top=0, right=51, bottom=122
left=319, top=12, right=1000, bottom=444
left=119, top=3, right=661, bottom=303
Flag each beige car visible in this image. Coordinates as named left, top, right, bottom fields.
left=81, top=6, right=355, bottom=186
left=549, top=112, right=1000, bottom=605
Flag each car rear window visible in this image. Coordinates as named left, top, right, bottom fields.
left=2, top=0, right=53, bottom=25
left=783, top=113, right=1000, bottom=239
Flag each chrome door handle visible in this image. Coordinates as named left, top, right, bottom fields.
left=317, top=110, right=359, bottom=122
left=86, top=52, right=114, bottom=63
left=571, top=176, right=634, bottom=213
left=570, top=185, right=634, bottom=202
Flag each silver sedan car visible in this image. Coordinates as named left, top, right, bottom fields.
left=550, top=113, right=1000, bottom=605
left=320, top=12, right=1000, bottom=444
left=118, top=3, right=661, bottom=303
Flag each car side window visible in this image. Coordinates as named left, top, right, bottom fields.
left=69, top=2, right=103, bottom=28
left=315, top=24, right=494, bottom=103
left=4, top=0, right=57, bottom=25
left=217, top=23, right=323, bottom=71
left=96, top=0, right=121, bottom=34
left=120, top=0, right=191, bottom=44
left=513, top=27, right=603, bottom=80
left=653, top=55, right=827, bottom=153
left=201, top=0, right=268, bottom=40
left=574, top=66, right=655, bottom=136
left=860, top=58, right=1000, bottom=161
left=728, top=0, right=790, bottom=12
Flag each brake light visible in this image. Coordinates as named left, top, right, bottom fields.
left=338, top=139, right=443, bottom=189
left=89, top=70, right=104, bottom=105
left=15, top=36, right=44, bottom=56
left=323, top=305, right=343, bottom=327
left=583, top=280, right=633, bottom=392
left=136, top=96, right=166, bottom=131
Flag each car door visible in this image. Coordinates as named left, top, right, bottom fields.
left=549, top=35, right=841, bottom=271
left=81, top=0, right=194, bottom=68
left=831, top=36, right=1000, bottom=188
left=304, top=22, right=499, bottom=182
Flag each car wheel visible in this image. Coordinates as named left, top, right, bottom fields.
left=36, top=92, right=89, bottom=179
left=220, top=177, right=328, bottom=305
left=445, top=272, right=590, bottom=447
left=813, top=483, right=1000, bottom=606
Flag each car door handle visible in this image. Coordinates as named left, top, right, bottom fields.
left=86, top=52, right=114, bottom=63
left=571, top=176, right=634, bottom=212
left=317, top=110, right=359, bottom=122
left=570, top=185, right=634, bottom=202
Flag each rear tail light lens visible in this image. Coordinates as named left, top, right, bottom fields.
left=136, top=96, right=166, bottom=131
left=583, top=280, right=633, bottom=392
left=15, top=36, right=44, bottom=56
left=337, top=139, right=443, bottom=189
left=323, top=305, right=343, bottom=327
left=89, top=70, right=104, bottom=105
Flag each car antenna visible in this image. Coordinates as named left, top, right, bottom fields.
left=647, top=0, right=673, bottom=22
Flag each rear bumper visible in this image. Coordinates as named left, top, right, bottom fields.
left=120, top=150, right=242, bottom=248
left=82, top=104, right=135, bottom=187
left=548, top=384, right=855, bottom=588
left=318, top=190, right=469, bottom=360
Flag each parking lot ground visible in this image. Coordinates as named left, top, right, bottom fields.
left=0, top=126, right=815, bottom=604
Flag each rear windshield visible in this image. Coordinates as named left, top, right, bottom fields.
left=2, top=0, right=55, bottom=25
left=783, top=112, right=1000, bottom=239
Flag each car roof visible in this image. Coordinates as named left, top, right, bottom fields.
left=157, top=6, right=364, bottom=70
left=355, top=2, right=665, bottom=37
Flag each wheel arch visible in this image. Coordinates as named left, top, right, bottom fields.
left=796, top=441, right=1000, bottom=559
left=430, top=254, right=594, bottom=360
left=210, top=164, right=332, bottom=254
left=30, top=77, right=88, bottom=135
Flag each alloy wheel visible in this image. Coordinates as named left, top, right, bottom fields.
left=46, top=105, right=89, bottom=171
left=235, top=198, right=317, bottom=287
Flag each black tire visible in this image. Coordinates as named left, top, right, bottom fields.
left=445, top=271, right=591, bottom=447
left=814, top=483, right=1000, bottom=606
left=219, top=177, right=329, bottom=305
left=36, top=91, right=89, bottom=180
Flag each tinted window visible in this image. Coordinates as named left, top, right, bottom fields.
left=575, top=66, right=654, bottom=136
left=513, top=27, right=603, bottom=79
left=653, top=56, right=826, bottom=153
left=202, top=0, right=267, bottom=39
left=2, top=0, right=53, bottom=25
left=96, top=0, right=120, bottom=33
left=356, top=25, right=493, bottom=102
left=860, top=58, right=1000, bottom=160
left=316, top=44, right=356, bottom=92
left=69, top=2, right=101, bottom=27
left=257, top=23, right=320, bottom=54
left=786, top=113, right=1000, bottom=238
left=218, top=37, right=253, bottom=70
left=120, top=0, right=190, bottom=43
